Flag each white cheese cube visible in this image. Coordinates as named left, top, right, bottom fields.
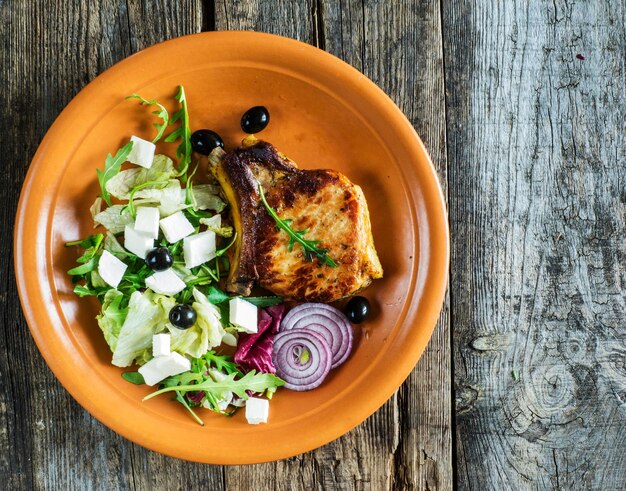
left=135, top=206, right=160, bottom=239
left=183, top=230, right=216, bottom=269
left=245, top=397, right=269, bottom=425
left=229, top=297, right=258, bottom=333
left=97, top=250, right=127, bottom=288
left=145, top=268, right=186, bottom=296
left=138, top=352, right=191, bottom=386
left=152, top=333, right=170, bottom=358
left=124, top=224, right=154, bottom=259
left=127, top=135, right=156, bottom=169
left=159, top=211, right=194, bottom=243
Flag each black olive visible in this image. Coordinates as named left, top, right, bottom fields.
left=145, top=247, right=173, bottom=271
left=169, top=304, right=197, bottom=329
left=241, top=106, right=270, bottom=134
left=190, top=129, right=224, bottom=155
left=346, top=296, right=370, bottom=324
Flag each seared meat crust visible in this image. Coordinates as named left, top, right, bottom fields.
left=208, top=139, right=382, bottom=302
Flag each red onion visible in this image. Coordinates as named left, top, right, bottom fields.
left=272, top=329, right=332, bottom=391
left=280, top=303, right=353, bottom=369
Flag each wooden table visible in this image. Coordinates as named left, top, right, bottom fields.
left=2, top=1, right=624, bottom=489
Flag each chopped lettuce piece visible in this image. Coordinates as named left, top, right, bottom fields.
left=96, top=289, right=128, bottom=352
left=111, top=290, right=170, bottom=367
left=105, top=154, right=176, bottom=200
left=199, top=216, right=233, bottom=237
left=191, top=184, right=226, bottom=212
left=90, top=197, right=104, bottom=221
left=103, top=231, right=128, bottom=257
left=94, top=205, right=133, bottom=234
left=135, top=179, right=187, bottom=217
left=167, top=288, right=225, bottom=358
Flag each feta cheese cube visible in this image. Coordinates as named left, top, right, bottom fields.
left=135, top=206, right=160, bottom=239
left=124, top=224, right=154, bottom=259
left=245, top=397, right=269, bottom=424
left=145, top=268, right=186, bottom=296
left=97, top=250, right=127, bottom=288
left=152, top=333, right=170, bottom=358
left=229, top=297, right=258, bottom=333
left=138, top=352, right=191, bottom=386
left=159, top=211, right=194, bottom=243
left=127, top=135, right=156, bottom=169
left=183, top=230, right=216, bottom=269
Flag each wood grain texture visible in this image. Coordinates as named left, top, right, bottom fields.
left=0, top=1, right=226, bottom=489
left=217, top=1, right=452, bottom=489
left=445, top=0, right=626, bottom=489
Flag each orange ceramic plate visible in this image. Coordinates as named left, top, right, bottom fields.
left=14, top=32, right=448, bottom=464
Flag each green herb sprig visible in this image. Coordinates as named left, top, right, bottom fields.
left=126, top=94, right=170, bottom=142
left=258, top=184, right=338, bottom=267
left=97, top=142, right=134, bottom=206
left=127, top=351, right=283, bottom=424
left=143, top=370, right=285, bottom=404
left=165, top=86, right=192, bottom=182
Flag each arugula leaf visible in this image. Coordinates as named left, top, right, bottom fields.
left=96, top=142, right=134, bottom=206
left=244, top=296, right=284, bottom=307
left=126, top=94, right=170, bottom=142
left=204, top=351, right=241, bottom=375
left=66, top=234, right=102, bottom=249
left=204, top=286, right=282, bottom=308
left=206, top=286, right=230, bottom=305
left=258, top=184, right=338, bottom=267
left=143, top=370, right=285, bottom=402
left=66, top=233, right=105, bottom=277
left=175, top=390, right=204, bottom=426
left=122, top=371, right=145, bottom=385
left=73, top=284, right=99, bottom=297
left=165, top=86, right=192, bottom=182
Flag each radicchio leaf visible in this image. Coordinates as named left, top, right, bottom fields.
left=234, top=304, right=285, bottom=374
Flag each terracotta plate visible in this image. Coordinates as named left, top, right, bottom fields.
left=14, top=32, right=448, bottom=464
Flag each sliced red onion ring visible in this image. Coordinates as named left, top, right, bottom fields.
left=272, top=329, right=332, bottom=391
left=280, top=303, right=353, bottom=369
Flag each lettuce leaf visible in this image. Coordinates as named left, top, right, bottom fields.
left=190, top=184, right=226, bottom=212
left=134, top=179, right=187, bottom=217
left=103, top=231, right=128, bottom=257
left=199, top=215, right=233, bottom=237
left=106, top=154, right=176, bottom=200
left=111, top=290, right=170, bottom=367
left=96, top=289, right=128, bottom=352
left=167, top=288, right=225, bottom=358
left=94, top=205, right=133, bottom=234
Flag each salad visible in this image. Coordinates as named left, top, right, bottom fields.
left=66, top=87, right=369, bottom=425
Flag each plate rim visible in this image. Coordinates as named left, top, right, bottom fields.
left=14, top=30, right=449, bottom=464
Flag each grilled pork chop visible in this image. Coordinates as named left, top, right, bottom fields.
left=207, top=138, right=382, bottom=302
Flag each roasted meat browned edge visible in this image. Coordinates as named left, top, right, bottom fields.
left=207, top=138, right=382, bottom=302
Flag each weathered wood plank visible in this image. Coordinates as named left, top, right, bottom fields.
left=445, top=0, right=626, bottom=489
left=218, top=1, right=452, bottom=489
left=319, top=0, right=452, bottom=489
left=0, top=1, right=226, bottom=489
